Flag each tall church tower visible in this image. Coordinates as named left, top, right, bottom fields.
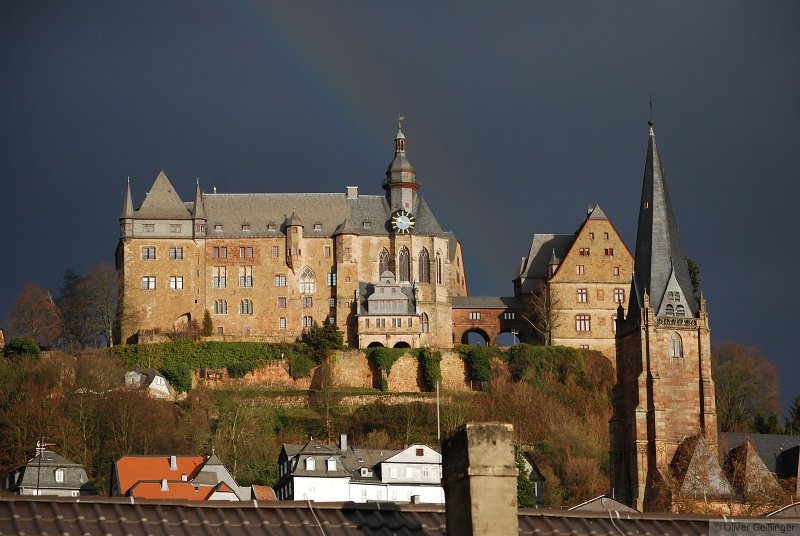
left=383, top=118, right=419, bottom=213
left=610, top=121, right=717, bottom=511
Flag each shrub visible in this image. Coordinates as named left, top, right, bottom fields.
left=416, top=348, right=442, bottom=391
left=507, top=344, right=585, bottom=385
left=459, top=346, right=499, bottom=385
left=366, top=347, right=406, bottom=391
left=289, top=354, right=315, bottom=380
left=4, top=337, right=41, bottom=357
left=301, top=321, right=344, bottom=354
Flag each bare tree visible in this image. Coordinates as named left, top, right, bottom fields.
left=520, top=286, right=560, bottom=346
left=82, top=263, right=120, bottom=347
left=7, top=283, right=62, bottom=346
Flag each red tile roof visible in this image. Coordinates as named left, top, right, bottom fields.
left=114, top=455, right=206, bottom=495
left=127, top=480, right=215, bottom=500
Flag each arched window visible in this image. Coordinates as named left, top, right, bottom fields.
left=669, top=333, right=683, bottom=358
left=379, top=248, right=390, bottom=275
left=420, top=313, right=430, bottom=333
left=666, top=304, right=675, bottom=316
left=676, top=305, right=686, bottom=317
left=239, top=299, right=253, bottom=315
left=418, top=248, right=430, bottom=283
left=300, top=267, right=316, bottom=293
left=436, top=251, right=443, bottom=285
left=399, top=247, right=410, bottom=282
left=214, top=299, right=228, bottom=315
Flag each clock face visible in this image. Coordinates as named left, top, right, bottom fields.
left=391, top=210, right=416, bottom=234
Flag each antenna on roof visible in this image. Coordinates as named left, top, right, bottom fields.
left=196, top=177, right=199, bottom=185
left=213, top=186, right=217, bottom=194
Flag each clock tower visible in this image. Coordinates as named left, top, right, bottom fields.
left=383, top=117, right=420, bottom=214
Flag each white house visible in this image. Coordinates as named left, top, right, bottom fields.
left=276, top=435, right=444, bottom=504
left=124, top=366, right=175, bottom=400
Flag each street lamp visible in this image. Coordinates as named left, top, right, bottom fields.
left=510, top=329, right=518, bottom=345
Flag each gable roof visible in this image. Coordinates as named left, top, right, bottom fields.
left=113, top=455, right=206, bottom=496
left=630, top=122, right=696, bottom=318
left=670, top=435, right=732, bottom=498
left=721, top=432, right=800, bottom=478
left=127, top=480, right=218, bottom=500
left=135, top=171, right=193, bottom=219
left=569, top=495, right=638, bottom=513
left=515, top=233, right=575, bottom=290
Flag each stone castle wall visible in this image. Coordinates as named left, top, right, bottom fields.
left=193, top=349, right=470, bottom=392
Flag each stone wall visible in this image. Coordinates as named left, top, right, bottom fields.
left=193, top=349, right=471, bottom=393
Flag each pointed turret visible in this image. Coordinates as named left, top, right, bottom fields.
left=121, top=177, right=134, bottom=219
left=192, top=178, right=205, bottom=219
left=629, top=121, right=696, bottom=318
left=137, top=171, right=191, bottom=219
left=383, top=117, right=420, bottom=212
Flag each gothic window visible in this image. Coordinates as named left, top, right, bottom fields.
left=418, top=248, right=430, bottom=283
left=213, top=299, right=228, bottom=315
left=436, top=251, right=443, bottom=285
left=399, top=247, right=411, bottom=282
left=421, top=313, right=430, bottom=333
left=666, top=304, right=675, bottom=316
left=239, top=299, right=253, bottom=315
left=379, top=248, right=390, bottom=275
left=676, top=305, right=686, bottom=317
left=669, top=333, right=683, bottom=358
left=299, top=267, right=316, bottom=293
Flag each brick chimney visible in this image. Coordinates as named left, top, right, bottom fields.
left=442, top=422, right=518, bottom=535
left=169, top=455, right=178, bottom=471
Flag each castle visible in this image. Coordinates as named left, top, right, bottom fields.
left=116, top=121, right=467, bottom=348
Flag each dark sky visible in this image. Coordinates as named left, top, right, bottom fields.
left=2, top=2, right=798, bottom=405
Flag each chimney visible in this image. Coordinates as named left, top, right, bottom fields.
left=346, top=186, right=358, bottom=200
left=410, top=494, right=421, bottom=504
left=181, top=473, right=187, bottom=482
left=340, top=434, right=348, bottom=452
left=442, top=423, right=518, bottom=535
left=160, top=479, right=169, bottom=492
left=169, top=455, right=178, bottom=471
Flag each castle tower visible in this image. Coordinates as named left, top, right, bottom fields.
left=383, top=117, right=419, bottom=213
left=610, top=121, right=717, bottom=511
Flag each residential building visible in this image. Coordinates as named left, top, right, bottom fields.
left=276, top=435, right=445, bottom=504
left=519, top=451, right=547, bottom=508
left=5, top=446, right=92, bottom=497
left=111, top=454, right=250, bottom=501
left=116, top=122, right=467, bottom=348
left=124, top=365, right=175, bottom=400
left=513, top=205, right=633, bottom=359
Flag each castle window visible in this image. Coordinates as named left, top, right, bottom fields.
left=379, top=249, right=390, bottom=275
left=314, top=222, right=323, bottom=231
left=272, top=246, right=279, bottom=258
left=241, top=223, right=251, bottom=231
left=239, top=299, right=253, bottom=315
left=345, top=247, right=351, bottom=254
left=267, top=222, right=276, bottom=231
left=324, top=246, right=331, bottom=258
left=142, top=247, right=156, bottom=260
left=300, top=267, right=316, bottom=293
left=575, top=314, right=591, bottom=332
left=170, top=224, right=181, bottom=233
left=364, top=318, right=370, bottom=328
left=613, top=288, right=625, bottom=303
left=604, top=232, right=609, bottom=239
left=302, top=315, right=313, bottom=328
left=666, top=304, right=675, bottom=315
left=676, top=305, right=686, bottom=317
left=605, top=248, right=614, bottom=256
left=239, top=246, right=253, bottom=258
left=577, top=288, right=588, bottom=303
left=576, top=265, right=585, bottom=275
left=469, top=312, right=481, bottom=320
left=213, top=266, right=227, bottom=288
left=143, top=224, right=155, bottom=232
left=363, top=220, right=372, bottom=230
left=589, top=232, right=594, bottom=240
left=503, top=312, right=515, bottom=320
left=579, top=247, right=590, bottom=256
left=419, top=248, right=431, bottom=283
left=329, top=298, right=336, bottom=308
left=277, top=297, right=287, bottom=308
left=214, top=224, right=223, bottom=232
left=613, top=266, right=620, bottom=276
left=239, top=266, right=253, bottom=287
left=612, top=314, right=618, bottom=333
left=169, top=276, right=183, bottom=289
left=436, top=252, right=443, bottom=285
left=141, top=276, right=156, bottom=290
left=377, top=318, right=386, bottom=328
left=327, top=273, right=337, bottom=286
left=407, top=317, right=413, bottom=327
left=274, top=274, right=287, bottom=287
left=213, top=299, right=228, bottom=315
left=303, top=297, right=313, bottom=308
left=169, top=247, right=183, bottom=260
left=399, top=248, right=410, bottom=282
left=213, top=247, right=227, bottom=259
left=279, top=317, right=287, bottom=329
left=217, top=326, right=224, bottom=335
left=669, top=333, right=683, bottom=358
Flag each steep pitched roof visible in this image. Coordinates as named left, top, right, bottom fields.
left=135, top=171, right=192, bottom=219
left=192, top=180, right=205, bottom=219
left=724, top=437, right=784, bottom=498
left=569, top=495, right=638, bottom=513
left=630, top=122, right=696, bottom=317
left=515, top=234, right=575, bottom=291
left=670, top=435, right=732, bottom=498
left=121, top=179, right=134, bottom=219
left=8, top=450, right=91, bottom=493
left=113, top=455, right=206, bottom=496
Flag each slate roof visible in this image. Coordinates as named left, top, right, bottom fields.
left=514, top=233, right=575, bottom=290
left=569, top=495, right=638, bottom=513
left=6, top=451, right=92, bottom=494
left=451, top=296, right=523, bottom=309
left=280, top=439, right=410, bottom=484
left=0, top=495, right=726, bottom=535
left=630, top=122, right=696, bottom=318
left=721, top=432, right=800, bottom=477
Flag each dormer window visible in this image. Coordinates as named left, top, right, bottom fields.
left=214, top=224, right=223, bottom=232
left=314, top=222, right=323, bottom=231
left=363, top=220, right=372, bottom=230
left=326, top=458, right=336, bottom=471
left=267, top=222, right=276, bottom=231
left=305, top=458, right=315, bottom=471
left=676, top=305, right=686, bottom=317
left=360, top=467, right=369, bottom=477
left=241, top=223, right=251, bottom=231
left=54, top=469, right=64, bottom=483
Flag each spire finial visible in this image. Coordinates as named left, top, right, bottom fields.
left=398, top=113, right=405, bottom=132
left=127, top=176, right=130, bottom=184
left=648, top=95, right=654, bottom=126
left=196, top=177, right=199, bottom=185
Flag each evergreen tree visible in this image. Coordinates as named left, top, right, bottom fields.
left=515, top=448, right=536, bottom=508
left=202, top=310, right=213, bottom=336
left=785, top=396, right=800, bottom=435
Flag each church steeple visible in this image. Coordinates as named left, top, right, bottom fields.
left=120, top=177, right=134, bottom=237
left=384, top=116, right=419, bottom=212
left=630, top=121, right=696, bottom=318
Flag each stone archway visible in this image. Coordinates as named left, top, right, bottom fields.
left=461, top=328, right=490, bottom=347
left=367, top=341, right=385, bottom=348
left=173, top=313, right=191, bottom=331
left=393, top=341, right=411, bottom=349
